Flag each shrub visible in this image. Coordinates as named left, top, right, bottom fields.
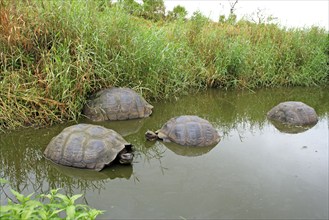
left=0, top=179, right=104, bottom=220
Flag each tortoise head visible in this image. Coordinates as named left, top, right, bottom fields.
left=144, top=103, right=153, bottom=117
left=145, top=130, right=158, bottom=141
left=118, top=144, right=134, bottom=165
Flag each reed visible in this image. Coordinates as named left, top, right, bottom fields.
left=0, top=0, right=328, bottom=130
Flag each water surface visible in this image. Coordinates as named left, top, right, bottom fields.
left=1, top=87, right=328, bottom=219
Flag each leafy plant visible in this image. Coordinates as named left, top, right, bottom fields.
left=0, top=179, right=104, bottom=220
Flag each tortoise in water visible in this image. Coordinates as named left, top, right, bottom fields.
left=83, top=87, right=153, bottom=121
left=267, top=101, right=318, bottom=126
left=44, top=124, right=133, bottom=171
left=145, top=115, right=220, bottom=147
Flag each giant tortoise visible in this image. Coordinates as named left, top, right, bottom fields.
left=267, top=101, right=318, bottom=126
left=145, top=115, right=220, bottom=147
left=83, top=87, right=153, bottom=121
left=44, top=124, right=133, bottom=171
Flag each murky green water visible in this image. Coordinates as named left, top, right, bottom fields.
left=1, top=87, right=328, bottom=219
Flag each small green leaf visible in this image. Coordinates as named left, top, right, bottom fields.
left=41, top=193, right=52, bottom=200
left=66, top=205, right=76, bottom=219
left=26, top=200, right=43, bottom=208
left=38, top=209, right=48, bottom=219
left=48, top=208, right=64, bottom=218
left=87, top=209, right=105, bottom=219
left=7, top=199, right=13, bottom=205
left=26, top=192, right=35, bottom=200
left=0, top=178, right=9, bottom=184
left=10, top=189, right=25, bottom=203
left=21, top=206, right=35, bottom=219
left=69, top=194, right=82, bottom=204
left=55, top=193, right=69, bottom=202
left=75, top=212, right=89, bottom=219
left=73, top=204, right=89, bottom=212
left=50, top=189, right=60, bottom=195
left=0, top=205, right=13, bottom=213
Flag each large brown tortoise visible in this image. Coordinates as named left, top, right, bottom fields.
left=83, top=87, right=153, bottom=121
left=267, top=101, right=318, bottom=126
left=145, top=115, right=220, bottom=147
left=44, top=124, right=133, bottom=171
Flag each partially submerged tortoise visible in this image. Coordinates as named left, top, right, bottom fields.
left=267, top=101, right=318, bottom=126
left=83, top=87, right=153, bottom=121
left=145, top=115, right=220, bottom=147
left=44, top=124, right=133, bottom=171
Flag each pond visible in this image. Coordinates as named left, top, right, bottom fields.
left=1, top=87, right=328, bottom=219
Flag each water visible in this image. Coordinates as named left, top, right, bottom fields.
left=1, top=87, right=328, bottom=219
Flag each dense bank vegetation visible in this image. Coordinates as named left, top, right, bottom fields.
left=0, top=0, right=328, bottom=131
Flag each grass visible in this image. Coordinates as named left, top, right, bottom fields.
left=0, top=0, right=328, bottom=131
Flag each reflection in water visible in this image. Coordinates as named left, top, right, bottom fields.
left=80, top=117, right=145, bottom=137
left=162, top=142, right=217, bottom=157
left=49, top=162, right=133, bottom=181
left=268, top=119, right=316, bottom=134
left=0, top=87, right=328, bottom=219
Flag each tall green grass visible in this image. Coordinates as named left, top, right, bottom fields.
left=0, top=0, right=328, bottom=130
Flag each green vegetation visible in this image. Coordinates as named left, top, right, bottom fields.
left=0, top=179, right=104, bottom=219
left=0, top=0, right=328, bottom=131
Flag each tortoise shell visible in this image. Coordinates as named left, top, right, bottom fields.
left=44, top=124, right=132, bottom=171
left=156, top=115, right=220, bottom=147
left=83, top=87, right=153, bottom=121
left=267, top=101, right=318, bottom=126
